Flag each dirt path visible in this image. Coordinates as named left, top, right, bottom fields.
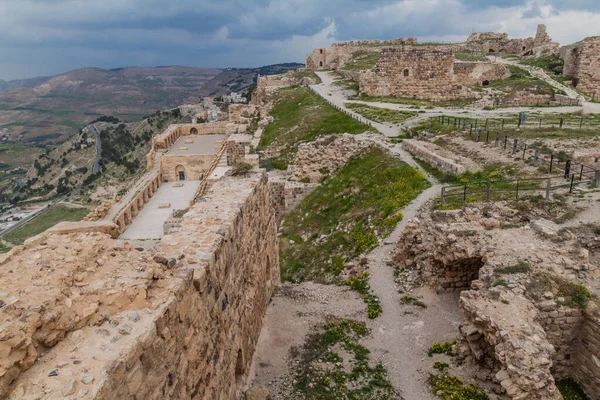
left=249, top=75, right=463, bottom=399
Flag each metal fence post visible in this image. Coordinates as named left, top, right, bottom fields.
left=595, top=170, right=600, bottom=188
left=565, top=160, right=571, bottom=178
left=504, top=136, right=508, bottom=150
left=441, top=186, right=446, bottom=204
left=580, top=165, right=584, bottom=181
left=570, top=174, right=575, bottom=193
left=522, top=144, right=527, bottom=159
left=550, top=153, right=554, bottom=173
left=516, top=179, right=519, bottom=200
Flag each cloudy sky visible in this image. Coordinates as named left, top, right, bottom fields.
left=1, top=0, right=599, bottom=80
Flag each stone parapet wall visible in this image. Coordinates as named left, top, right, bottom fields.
left=360, top=47, right=472, bottom=100
left=402, top=139, right=466, bottom=175
left=226, top=134, right=252, bottom=166
left=1, top=172, right=278, bottom=400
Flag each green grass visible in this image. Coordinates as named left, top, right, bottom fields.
left=0, top=241, right=12, bottom=253
left=520, top=55, right=564, bottom=77
left=489, top=64, right=565, bottom=97
left=345, top=103, right=417, bottom=124
left=258, top=86, right=374, bottom=164
left=428, top=340, right=456, bottom=357
left=342, top=50, right=381, bottom=71
left=291, top=319, right=400, bottom=399
left=343, top=273, right=382, bottom=318
left=428, top=373, right=489, bottom=400
left=289, top=70, right=321, bottom=82
left=353, top=95, right=477, bottom=108
left=280, top=147, right=430, bottom=283
left=496, top=261, right=531, bottom=275
left=3, top=205, right=89, bottom=246
left=0, top=144, right=33, bottom=153
left=556, top=378, right=590, bottom=400
left=454, top=51, right=488, bottom=62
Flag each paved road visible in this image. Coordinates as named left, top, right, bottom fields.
left=88, top=124, right=102, bottom=174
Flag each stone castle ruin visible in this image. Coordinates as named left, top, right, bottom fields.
left=560, top=37, right=600, bottom=100
left=360, top=47, right=510, bottom=101
left=306, top=25, right=569, bottom=101
left=0, top=103, right=282, bottom=399
left=466, top=24, right=560, bottom=58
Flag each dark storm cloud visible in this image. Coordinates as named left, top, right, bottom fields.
left=0, top=0, right=598, bottom=80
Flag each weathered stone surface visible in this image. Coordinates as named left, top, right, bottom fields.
left=0, top=172, right=279, bottom=400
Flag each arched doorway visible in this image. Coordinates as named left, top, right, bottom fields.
left=482, top=80, right=490, bottom=87
left=403, top=68, right=410, bottom=77
left=319, top=61, right=323, bottom=67
left=190, top=127, right=198, bottom=135
left=175, top=165, right=185, bottom=181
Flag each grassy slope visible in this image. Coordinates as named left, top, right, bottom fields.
left=341, top=51, right=381, bottom=71
left=2, top=204, right=89, bottom=247
left=345, top=103, right=417, bottom=124
left=280, top=147, right=430, bottom=283
left=259, top=86, right=374, bottom=165
left=490, top=65, right=564, bottom=96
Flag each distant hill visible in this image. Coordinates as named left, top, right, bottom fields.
left=0, top=66, right=221, bottom=145
left=0, top=76, right=53, bottom=93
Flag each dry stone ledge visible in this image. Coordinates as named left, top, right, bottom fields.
left=402, top=139, right=466, bottom=176
left=1, top=171, right=279, bottom=400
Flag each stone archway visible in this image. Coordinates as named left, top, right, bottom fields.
left=176, top=165, right=186, bottom=181
left=482, top=80, right=490, bottom=87
left=190, top=127, right=198, bottom=135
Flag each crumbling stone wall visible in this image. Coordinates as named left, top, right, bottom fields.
left=1, top=172, right=279, bottom=400
left=572, top=305, right=600, bottom=398
left=254, top=74, right=299, bottom=105
left=561, top=37, right=600, bottom=100
left=394, top=204, right=599, bottom=399
left=229, top=104, right=258, bottom=123
left=360, top=47, right=472, bottom=100
left=287, top=134, right=376, bottom=183
left=454, top=62, right=511, bottom=87
left=466, top=24, right=558, bottom=58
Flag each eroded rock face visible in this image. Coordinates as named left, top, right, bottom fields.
left=393, top=201, right=599, bottom=400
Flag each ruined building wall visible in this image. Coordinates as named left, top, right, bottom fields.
left=1, top=172, right=279, bottom=400
left=569, top=37, right=600, bottom=100
left=453, top=62, right=511, bottom=87
left=160, top=154, right=215, bottom=182
left=359, top=47, right=472, bottom=100
left=466, top=24, right=558, bottom=57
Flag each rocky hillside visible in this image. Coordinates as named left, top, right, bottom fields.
left=0, top=66, right=220, bottom=145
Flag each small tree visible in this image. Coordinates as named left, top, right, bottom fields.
left=231, top=162, right=253, bottom=176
